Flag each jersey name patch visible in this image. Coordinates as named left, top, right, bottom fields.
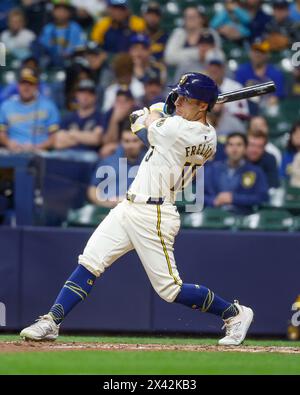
left=185, top=143, right=213, bottom=160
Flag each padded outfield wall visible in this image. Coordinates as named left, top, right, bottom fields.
left=0, top=226, right=299, bottom=336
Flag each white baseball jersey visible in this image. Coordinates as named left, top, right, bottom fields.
left=128, top=115, right=217, bottom=202
left=79, top=114, right=217, bottom=302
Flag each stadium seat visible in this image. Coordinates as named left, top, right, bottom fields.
left=237, top=209, right=294, bottom=231
left=65, top=204, right=110, bottom=227
left=284, top=186, right=300, bottom=212
left=181, top=208, right=237, bottom=230
left=291, top=216, right=300, bottom=232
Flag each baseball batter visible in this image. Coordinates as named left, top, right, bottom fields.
left=20, top=73, right=253, bottom=345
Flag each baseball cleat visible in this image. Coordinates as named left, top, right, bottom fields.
left=20, top=314, right=59, bottom=341
left=218, top=301, right=254, bottom=346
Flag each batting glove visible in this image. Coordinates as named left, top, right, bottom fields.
left=129, top=107, right=149, bottom=133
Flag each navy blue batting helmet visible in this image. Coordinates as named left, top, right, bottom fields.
left=164, top=72, right=219, bottom=114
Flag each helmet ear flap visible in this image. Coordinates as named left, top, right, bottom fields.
left=164, top=89, right=178, bottom=115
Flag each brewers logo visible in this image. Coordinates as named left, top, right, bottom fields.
left=242, top=171, right=256, bottom=188
left=179, top=74, right=188, bottom=85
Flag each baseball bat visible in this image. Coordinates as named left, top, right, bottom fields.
left=216, top=81, right=276, bottom=104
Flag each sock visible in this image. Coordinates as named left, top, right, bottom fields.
left=175, top=283, right=238, bottom=320
left=49, top=265, right=96, bottom=325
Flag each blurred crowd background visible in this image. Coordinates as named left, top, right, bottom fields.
left=1, top=0, right=300, bottom=230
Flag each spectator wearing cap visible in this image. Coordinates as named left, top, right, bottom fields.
left=91, top=0, right=145, bottom=54
left=102, top=88, right=137, bottom=149
left=81, top=41, right=108, bottom=91
left=248, top=116, right=282, bottom=166
left=264, top=0, right=300, bottom=51
left=36, top=0, right=87, bottom=67
left=140, top=69, right=165, bottom=108
left=54, top=79, right=103, bottom=154
left=206, top=52, right=249, bottom=133
left=210, top=0, right=251, bottom=41
left=129, top=34, right=166, bottom=85
left=0, top=57, right=53, bottom=104
left=142, top=2, right=168, bottom=61
left=246, top=129, right=280, bottom=189
left=289, top=0, right=300, bottom=22
left=244, top=0, right=272, bottom=43
left=102, top=53, right=144, bottom=113
left=235, top=39, right=285, bottom=113
left=204, top=132, right=269, bottom=215
left=165, top=6, right=221, bottom=68
left=88, top=123, right=145, bottom=208
left=0, top=8, right=36, bottom=61
left=0, top=68, right=60, bottom=152
left=173, top=32, right=224, bottom=84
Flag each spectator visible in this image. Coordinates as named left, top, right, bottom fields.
left=210, top=0, right=251, bottom=41
left=206, top=52, right=249, bottom=131
left=0, top=0, right=17, bottom=32
left=54, top=79, right=103, bottom=153
left=208, top=103, right=246, bottom=140
left=21, top=0, right=50, bottom=35
left=165, top=6, right=221, bottom=68
left=173, top=32, right=224, bottom=84
left=129, top=34, right=166, bottom=85
left=289, top=0, right=300, bottom=22
left=88, top=124, right=145, bottom=208
left=102, top=53, right=144, bottom=112
left=0, top=68, right=60, bottom=152
left=0, top=57, right=53, bottom=104
left=265, top=0, right=300, bottom=51
left=205, top=132, right=268, bottom=214
left=139, top=69, right=165, bottom=108
left=246, top=129, right=280, bottom=189
left=103, top=88, right=136, bottom=146
left=37, top=0, right=86, bottom=67
left=248, top=116, right=282, bottom=166
left=245, top=0, right=272, bottom=42
left=280, top=122, right=300, bottom=180
left=0, top=8, right=36, bottom=61
left=82, top=41, right=108, bottom=89
left=142, top=2, right=168, bottom=61
left=91, top=0, right=145, bottom=54
left=235, top=39, right=285, bottom=113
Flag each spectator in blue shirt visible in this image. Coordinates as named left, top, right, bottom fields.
left=87, top=124, right=145, bottom=208
left=205, top=132, right=268, bottom=214
left=54, top=79, right=103, bottom=153
left=280, top=122, right=300, bottom=180
left=0, top=57, right=53, bottom=104
left=245, top=0, right=272, bottom=42
left=246, top=129, right=280, bottom=189
left=0, top=67, right=60, bottom=152
left=210, top=0, right=251, bottom=41
left=289, top=0, right=300, bottom=22
left=235, top=39, right=285, bottom=113
left=36, top=0, right=86, bottom=67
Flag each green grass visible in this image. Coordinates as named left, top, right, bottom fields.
left=0, top=335, right=300, bottom=375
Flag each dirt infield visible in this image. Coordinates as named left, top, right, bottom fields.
left=1, top=341, right=300, bottom=354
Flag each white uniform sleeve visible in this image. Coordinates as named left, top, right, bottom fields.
left=148, top=116, right=182, bottom=151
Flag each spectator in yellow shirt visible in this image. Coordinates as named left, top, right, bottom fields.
left=91, top=0, right=145, bottom=53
